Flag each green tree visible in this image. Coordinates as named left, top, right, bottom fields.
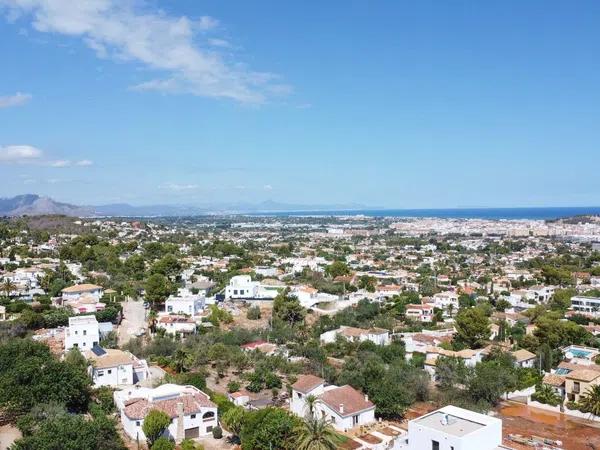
left=294, top=416, right=342, bottom=450
left=579, top=384, right=600, bottom=416
left=273, top=290, right=306, bottom=326
left=145, top=274, right=175, bottom=308
left=325, top=261, right=350, bottom=278
left=142, top=409, right=171, bottom=447
left=152, top=437, right=175, bottom=450
left=240, top=407, right=300, bottom=450
left=453, top=307, right=491, bottom=349
left=222, top=406, right=245, bottom=439
left=0, top=339, right=90, bottom=418
left=13, top=410, right=125, bottom=450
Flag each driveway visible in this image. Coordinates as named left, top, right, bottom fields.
left=118, top=299, right=147, bottom=346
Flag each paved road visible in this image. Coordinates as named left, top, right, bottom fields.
left=118, top=299, right=147, bottom=346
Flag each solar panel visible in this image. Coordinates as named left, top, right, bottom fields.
left=91, top=345, right=107, bottom=356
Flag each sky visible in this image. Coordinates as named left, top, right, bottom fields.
left=1, top=0, right=600, bottom=209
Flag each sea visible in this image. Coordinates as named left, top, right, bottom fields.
left=251, top=207, right=600, bottom=220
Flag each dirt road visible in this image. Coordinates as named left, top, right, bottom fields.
left=118, top=299, right=147, bottom=346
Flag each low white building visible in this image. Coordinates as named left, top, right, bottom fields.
left=571, top=296, right=600, bottom=316
left=290, top=375, right=375, bottom=432
left=62, top=283, right=104, bottom=301
left=157, top=315, right=197, bottom=335
left=403, top=405, right=507, bottom=450
left=225, top=275, right=279, bottom=300
left=432, top=292, right=459, bottom=315
left=165, top=293, right=205, bottom=317
left=320, top=326, right=390, bottom=346
left=405, top=303, right=434, bottom=322
left=64, top=315, right=100, bottom=351
left=511, top=349, right=536, bottom=369
left=84, top=348, right=149, bottom=387
left=115, top=384, right=217, bottom=442
left=291, top=286, right=338, bottom=308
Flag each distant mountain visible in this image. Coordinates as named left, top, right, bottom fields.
left=0, top=195, right=373, bottom=217
left=0, top=194, right=91, bottom=217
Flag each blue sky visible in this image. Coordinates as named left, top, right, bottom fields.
left=1, top=1, right=600, bottom=208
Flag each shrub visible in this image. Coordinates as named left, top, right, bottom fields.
left=151, top=437, right=175, bottom=450
left=246, top=306, right=261, bottom=320
left=227, top=380, right=241, bottom=393
left=212, top=425, right=223, bottom=439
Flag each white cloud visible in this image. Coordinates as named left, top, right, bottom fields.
left=49, top=159, right=94, bottom=167
left=0, top=1, right=288, bottom=103
left=0, top=92, right=32, bottom=108
left=263, top=184, right=273, bottom=191
left=208, top=38, right=231, bottom=49
left=0, top=145, right=43, bottom=163
left=198, top=15, right=219, bottom=31
left=159, top=182, right=199, bottom=191
left=49, top=159, right=71, bottom=167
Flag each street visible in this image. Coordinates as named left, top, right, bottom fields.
left=118, top=299, right=147, bottom=346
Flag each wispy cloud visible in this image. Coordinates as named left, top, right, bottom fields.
left=0, top=1, right=289, bottom=103
left=0, top=144, right=93, bottom=167
left=263, top=184, right=273, bottom=191
left=0, top=145, right=42, bottom=163
left=50, top=159, right=95, bottom=168
left=159, top=183, right=199, bottom=192
left=0, top=92, right=31, bottom=108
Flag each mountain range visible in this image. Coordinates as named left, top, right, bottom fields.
left=0, top=194, right=370, bottom=217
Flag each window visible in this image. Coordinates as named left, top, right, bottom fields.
left=190, top=414, right=196, bottom=419
left=83, top=330, right=87, bottom=336
left=108, top=369, right=112, bottom=374
left=207, top=426, right=213, bottom=433
left=234, top=290, right=238, bottom=295
left=352, top=415, right=359, bottom=426
left=240, top=290, right=244, bottom=295
left=97, top=370, right=104, bottom=377
left=432, top=440, right=439, bottom=450
left=202, top=411, right=215, bottom=422
left=136, top=421, right=140, bottom=427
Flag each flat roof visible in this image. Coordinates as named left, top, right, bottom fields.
left=413, top=406, right=499, bottom=437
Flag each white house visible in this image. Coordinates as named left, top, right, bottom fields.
left=511, top=349, right=536, bottom=369
left=405, top=303, right=434, bottom=322
left=432, top=292, right=459, bottom=315
left=61, top=283, right=104, bottom=301
left=320, top=326, right=390, bottom=346
left=571, top=296, right=600, bottom=316
left=84, top=348, right=149, bottom=387
left=157, top=315, right=197, bottom=335
left=165, top=293, right=205, bottom=317
left=64, top=315, right=100, bottom=351
left=224, top=275, right=278, bottom=300
left=290, top=375, right=375, bottom=432
left=403, top=405, right=506, bottom=450
left=115, top=384, right=217, bottom=442
left=291, top=286, right=338, bottom=309
left=228, top=391, right=250, bottom=407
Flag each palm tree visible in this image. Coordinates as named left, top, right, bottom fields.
left=304, top=394, right=319, bottom=419
left=579, top=385, right=600, bottom=417
left=294, top=416, right=343, bottom=450
left=2, top=279, right=16, bottom=299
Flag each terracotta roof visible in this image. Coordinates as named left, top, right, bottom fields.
left=292, top=374, right=324, bottom=393
left=512, top=349, right=536, bottom=362
left=123, top=391, right=215, bottom=420
left=84, top=349, right=136, bottom=369
left=62, top=284, right=103, bottom=293
left=558, top=362, right=600, bottom=373
left=543, top=374, right=565, bottom=387
left=319, top=385, right=374, bottom=416
left=567, top=369, right=600, bottom=382
left=158, top=315, right=195, bottom=324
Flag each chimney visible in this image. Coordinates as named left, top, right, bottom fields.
left=339, top=403, right=344, bottom=414
left=176, top=402, right=185, bottom=443
left=364, top=394, right=369, bottom=403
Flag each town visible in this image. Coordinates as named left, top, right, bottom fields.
left=2, top=213, right=600, bottom=449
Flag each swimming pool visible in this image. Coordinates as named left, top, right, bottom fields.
left=569, top=349, right=592, bottom=358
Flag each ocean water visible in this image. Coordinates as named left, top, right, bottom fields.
left=252, top=207, right=600, bottom=220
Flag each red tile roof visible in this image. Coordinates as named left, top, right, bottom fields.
left=319, top=385, right=374, bottom=416
left=292, top=374, right=324, bottom=393
left=123, top=392, right=216, bottom=420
